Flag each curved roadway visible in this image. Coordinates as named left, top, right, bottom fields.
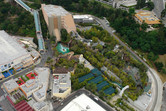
left=95, top=17, right=163, bottom=111
left=152, top=0, right=165, bottom=18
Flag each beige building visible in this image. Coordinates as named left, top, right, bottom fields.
left=20, top=79, right=40, bottom=98
left=52, top=72, right=71, bottom=99
left=41, top=4, right=76, bottom=42
left=3, top=79, right=19, bottom=94
left=135, top=11, right=160, bottom=25
left=20, top=67, right=50, bottom=100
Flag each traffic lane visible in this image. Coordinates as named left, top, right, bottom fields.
left=153, top=0, right=164, bottom=18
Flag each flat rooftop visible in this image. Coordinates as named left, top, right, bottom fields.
left=20, top=79, right=39, bottom=94
left=73, top=15, right=94, bottom=20
left=3, top=79, right=19, bottom=91
left=0, top=30, right=29, bottom=65
left=33, top=67, right=50, bottom=100
left=34, top=102, right=47, bottom=110
left=135, top=11, right=160, bottom=24
left=42, top=4, right=69, bottom=17
left=53, top=73, right=71, bottom=94
left=61, top=94, right=106, bottom=111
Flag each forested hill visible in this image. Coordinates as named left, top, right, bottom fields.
left=43, top=0, right=166, bottom=56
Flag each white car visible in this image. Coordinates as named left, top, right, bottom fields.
left=112, top=30, right=116, bottom=33
left=94, top=97, right=99, bottom=101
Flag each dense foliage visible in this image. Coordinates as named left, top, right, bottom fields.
left=0, top=0, right=36, bottom=37
left=41, top=0, right=166, bottom=55
left=70, top=26, right=148, bottom=100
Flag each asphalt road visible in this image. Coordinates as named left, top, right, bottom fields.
left=94, top=17, right=162, bottom=111
left=152, top=0, right=165, bottom=18
left=54, top=89, right=115, bottom=111
left=161, top=83, right=166, bottom=111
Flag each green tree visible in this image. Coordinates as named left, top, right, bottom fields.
left=155, top=62, right=164, bottom=72
left=147, top=52, right=158, bottom=61
left=92, top=37, right=98, bottom=43
left=18, top=80, right=22, bottom=84
left=129, top=8, right=135, bottom=15
left=96, top=44, right=103, bottom=51
left=161, top=9, right=166, bottom=18
left=146, top=1, right=154, bottom=11
left=141, top=23, right=148, bottom=31
left=61, top=29, right=68, bottom=42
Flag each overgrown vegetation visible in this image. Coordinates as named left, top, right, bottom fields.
left=0, top=0, right=36, bottom=37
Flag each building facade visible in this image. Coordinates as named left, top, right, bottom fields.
left=0, top=30, right=34, bottom=75
left=41, top=4, right=76, bottom=42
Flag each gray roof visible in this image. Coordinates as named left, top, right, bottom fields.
left=33, top=67, right=50, bottom=100
left=43, top=4, right=69, bottom=17
left=0, top=30, right=29, bottom=65
left=34, top=102, right=47, bottom=110
left=20, top=80, right=39, bottom=94
left=3, top=79, right=19, bottom=91
left=53, top=73, right=71, bottom=94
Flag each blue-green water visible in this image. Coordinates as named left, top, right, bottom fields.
left=56, top=43, right=70, bottom=54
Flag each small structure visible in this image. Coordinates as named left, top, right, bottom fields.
left=73, top=15, right=94, bottom=23
left=79, top=55, right=94, bottom=70
left=0, top=73, right=4, bottom=80
left=33, top=102, right=48, bottom=111
left=52, top=72, right=71, bottom=99
left=3, top=79, right=19, bottom=94
left=135, top=10, right=160, bottom=25
left=113, top=0, right=137, bottom=8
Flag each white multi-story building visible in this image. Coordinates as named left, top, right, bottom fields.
left=73, top=15, right=94, bottom=23
left=0, top=30, right=34, bottom=75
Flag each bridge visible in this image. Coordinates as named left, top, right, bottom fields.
left=14, top=0, right=32, bottom=12
left=14, top=0, right=45, bottom=53
left=119, top=85, right=129, bottom=97
left=33, top=10, right=45, bottom=53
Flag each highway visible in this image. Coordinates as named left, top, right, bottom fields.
left=152, top=0, right=165, bottom=18
left=54, top=89, right=115, bottom=111
left=94, top=17, right=163, bottom=111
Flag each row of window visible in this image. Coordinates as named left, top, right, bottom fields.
left=1, top=62, right=13, bottom=71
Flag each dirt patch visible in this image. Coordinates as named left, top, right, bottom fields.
left=157, top=54, right=166, bottom=66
